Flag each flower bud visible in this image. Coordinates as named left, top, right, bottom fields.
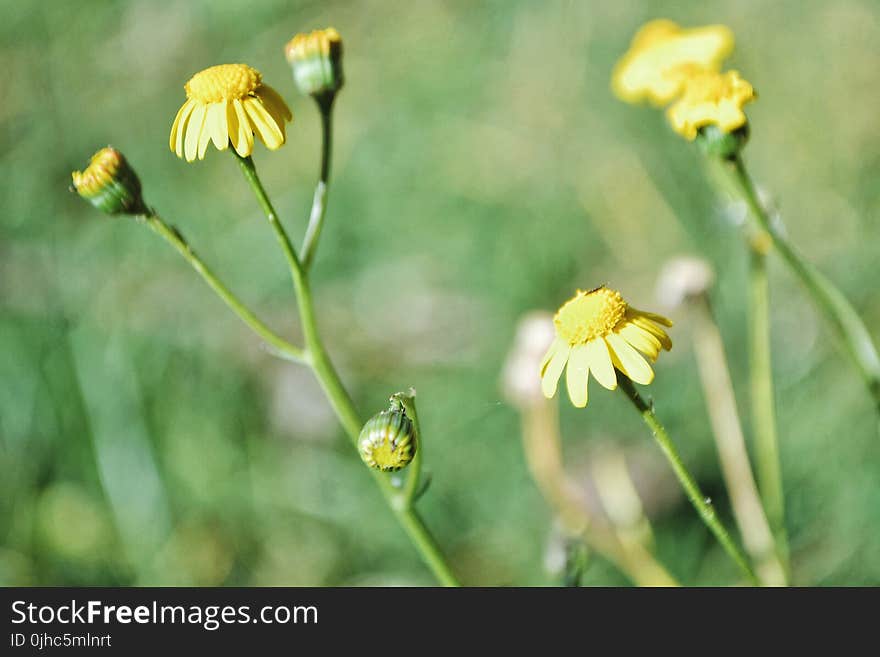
left=696, top=124, right=749, bottom=160
left=71, top=147, right=146, bottom=215
left=284, top=28, right=343, bottom=104
left=358, top=401, right=416, bottom=471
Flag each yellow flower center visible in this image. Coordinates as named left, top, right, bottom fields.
left=184, top=64, right=261, bottom=103
left=554, top=287, right=627, bottom=345
left=367, top=438, right=413, bottom=471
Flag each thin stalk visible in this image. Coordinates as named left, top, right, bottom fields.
left=747, top=249, right=790, bottom=574
left=618, top=377, right=759, bottom=585
left=727, top=155, right=880, bottom=413
left=235, top=153, right=459, bottom=586
left=393, top=507, right=459, bottom=586
left=693, top=294, right=787, bottom=585
left=140, top=211, right=305, bottom=362
left=301, top=104, right=333, bottom=270
left=235, top=155, right=304, bottom=286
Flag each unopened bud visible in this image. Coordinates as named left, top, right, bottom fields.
left=284, top=28, right=343, bottom=105
left=71, top=147, right=146, bottom=215
left=358, top=398, right=416, bottom=471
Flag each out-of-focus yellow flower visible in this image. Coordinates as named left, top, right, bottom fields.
left=284, top=27, right=344, bottom=100
left=72, top=147, right=146, bottom=215
left=540, top=287, right=672, bottom=408
left=667, top=70, right=755, bottom=140
left=169, top=64, right=293, bottom=162
left=612, top=19, right=734, bottom=106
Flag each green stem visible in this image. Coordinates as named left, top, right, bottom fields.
left=394, top=507, right=458, bottom=586
left=747, top=249, right=790, bottom=574
left=236, top=153, right=460, bottom=586
left=140, top=211, right=305, bottom=362
left=728, top=155, right=880, bottom=413
left=618, top=377, right=758, bottom=585
left=235, top=154, right=304, bottom=284
left=301, top=105, right=333, bottom=270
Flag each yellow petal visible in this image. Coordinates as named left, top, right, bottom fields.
left=606, top=333, right=654, bottom=385
left=565, top=345, right=590, bottom=408
left=618, top=323, right=662, bottom=361
left=257, top=84, right=293, bottom=121
left=585, top=338, right=617, bottom=390
left=541, top=342, right=570, bottom=399
left=229, top=98, right=254, bottom=157
left=256, top=89, right=291, bottom=140
left=631, top=307, right=673, bottom=327
left=540, top=337, right=565, bottom=375
left=244, top=97, right=284, bottom=150
left=226, top=99, right=240, bottom=153
left=208, top=100, right=229, bottom=151
left=184, top=103, right=207, bottom=162
left=169, top=100, right=193, bottom=153
left=173, top=100, right=196, bottom=158
left=630, top=315, right=673, bottom=350
left=197, top=108, right=214, bottom=159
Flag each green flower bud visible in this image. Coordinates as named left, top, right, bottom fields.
left=284, top=28, right=343, bottom=105
left=358, top=400, right=416, bottom=471
left=696, top=124, right=749, bottom=160
left=71, top=147, right=147, bottom=215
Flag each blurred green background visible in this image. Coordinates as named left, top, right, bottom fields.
left=2, top=0, right=879, bottom=586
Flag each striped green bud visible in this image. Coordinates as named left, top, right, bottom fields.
left=358, top=400, right=416, bottom=471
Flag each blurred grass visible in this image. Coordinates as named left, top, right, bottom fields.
left=1, top=0, right=879, bottom=585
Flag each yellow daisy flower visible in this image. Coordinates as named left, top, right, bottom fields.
left=169, top=64, right=293, bottom=162
left=540, top=287, right=673, bottom=408
left=612, top=19, right=734, bottom=106
left=667, top=70, right=755, bottom=140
